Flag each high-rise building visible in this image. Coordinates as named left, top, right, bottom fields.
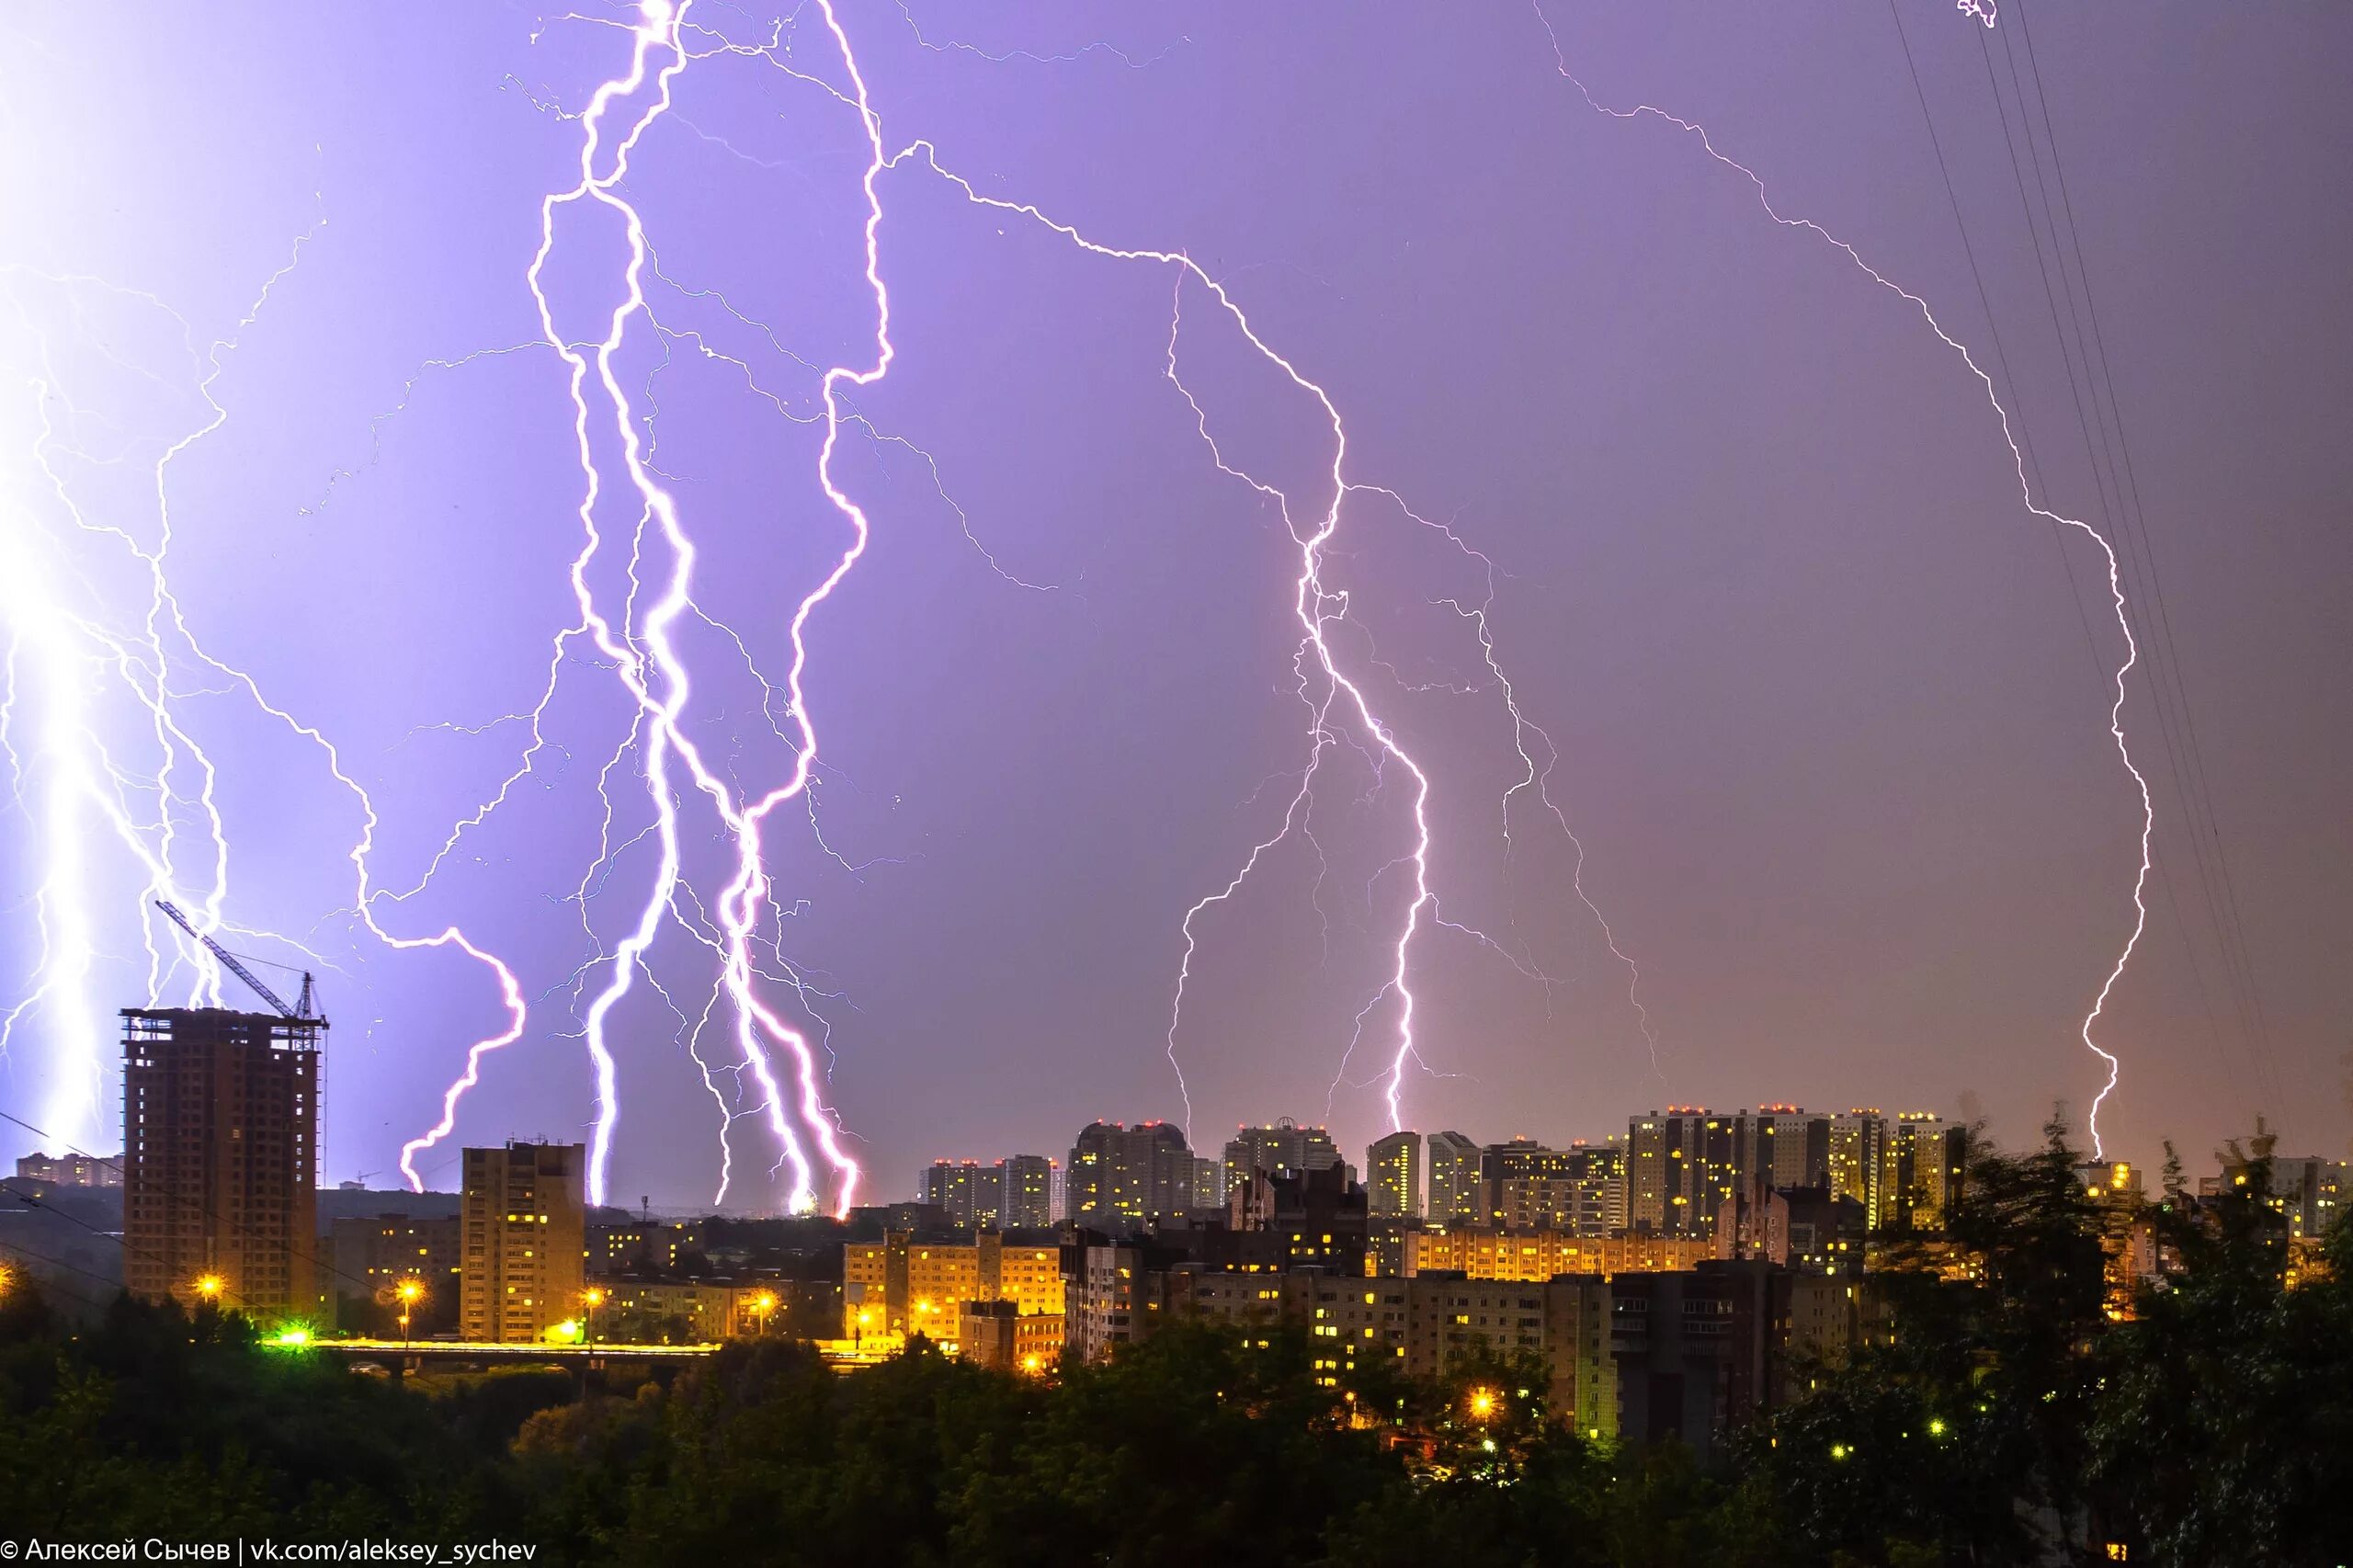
left=1426, top=1131, right=1482, bottom=1228
left=1893, top=1114, right=1967, bottom=1231
left=1477, top=1139, right=1625, bottom=1235
left=923, top=1156, right=1058, bottom=1230
left=1064, top=1120, right=1197, bottom=1230
left=1192, top=1156, right=1225, bottom=1212
left=1221, top=1119, right=1342, bottom=1199
left=1827, top=1111, right=1900, bottom=1232
left=1001, top=1154, right=1057, bottom=1229
left=1746, top=1106, right=1827, bottom=1196
left=1627, top=1109, right=1733, bottom=1238
left=121, top=1006, right=322, bottom=1322
left=1631, top=1108, right=1831, bottom=1239
left=460, top=1142, right=586, bottom=1344
left=1368, top=1130, right=1422, bottom=1218
left=920, top=1160, right=1007, bottom=1229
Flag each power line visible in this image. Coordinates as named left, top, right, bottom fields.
left=1959, top=7, right=2256, bottom=1096
left=2006, top=0, right=2282, bottom=1108
left=1883, top=0, right=2245, bottom=1102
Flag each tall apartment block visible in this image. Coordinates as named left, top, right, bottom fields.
left=920, top=1160, right=1000, bottom=1228
left=1480, top=1138, right=1624, bottom=1235
left=1368, top=1129, right=1422, bottom=1218
left=1631, top=1108, right=1844, bottom=1239
left=1827, top=1110, right=1901, bottom=1232
left=1002, top=1154, right=1057, bottom=1228
left=460, top=1142, right=585, bottom=1344
left=1064, top=1120, right=1198, bottom=1230
left=1893, top=1113, right=1967, bottom=1231
left=1221, top=1119, right=1343, bottom=1199
left=121, top=1006, right=321, bottom=1322
left=1426, top=1131, right=1482, bottom=1227
left=920, top=1154, right=1061, bottom=1230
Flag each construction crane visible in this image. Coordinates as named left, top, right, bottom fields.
left=153, top=901, right=317, bottom=1020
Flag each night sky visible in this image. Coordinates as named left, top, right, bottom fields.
left=3, top=2, right=2347, bottom=1210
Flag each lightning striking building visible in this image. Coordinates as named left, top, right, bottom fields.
left=121, top=1006, right=322, bottom=1323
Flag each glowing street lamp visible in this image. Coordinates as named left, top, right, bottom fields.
left=581, top=1286, right=608, bottom=1347
left=747, top=1290, right=778, bottom=1336
left=193, top=1274, right=225, bottom=1306
left=394, top=1278, right=425, bottom=1352
left=1468, top=1388, right=1497, bottom=1421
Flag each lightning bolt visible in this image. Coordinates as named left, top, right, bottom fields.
left=1533, top=5, right=2147, bottom=1154
left=412, top=0, right=896, bottom=1213
left=3, top=240, right=536, bottom=1194
left=877, top=134, right=1659, bottom=1140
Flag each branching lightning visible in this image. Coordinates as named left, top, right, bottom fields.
left=6, top=0, right=2164, bottom=1208
left=1530, top=3, right=2148, bottom=1153
left=871, top=127, right=1661, bottom=1140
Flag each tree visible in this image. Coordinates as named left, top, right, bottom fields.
left=2087, top=1153, right=2353, bottom=1564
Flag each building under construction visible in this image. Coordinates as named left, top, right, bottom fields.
left=120, top=1006, right=322, bottom=1322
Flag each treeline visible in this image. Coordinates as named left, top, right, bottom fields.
left=0, top=1126, right=2347, bottom=1565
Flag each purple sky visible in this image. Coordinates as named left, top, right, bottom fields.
left=3, top=2, right=2347, bottom=1210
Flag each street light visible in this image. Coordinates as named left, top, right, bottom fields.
left=581, top=1287, right=608, bottom=1347
left=395, top=1278, right=425, bottom=1352
left=747, top=1290, right=778, bottom=1337
left=193, top=1274, right=225, bottom=1306
left=1469, top=1388, right=1497, bottom=1421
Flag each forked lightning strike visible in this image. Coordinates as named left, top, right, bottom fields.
left=1533, top=3, right=2147, bottom=1153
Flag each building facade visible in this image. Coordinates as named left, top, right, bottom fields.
left=120, top=1006, right=322, bottom=1322
left=459, top=1142, right=586, bottom=1344
left=328, top=1212, right=461, bottom=1327
left=1426, top=1131, right=1483, bottom=1228
left=1368, top=1130, right=1422, bottom=1218
left=1893, top=1113, right=1967, bottom=1231
left=1222, top=1119, right=1343, bottom=1199
left=1405, top=1228, right=1714, bottom=1281
left=1002, top=1154, right=1058, bottom=1229
left=958, top=1298, right=1065, bottom=1372
left=920, top=1160, right=1004, bottom=1228
left=14, top=1151, right=123, bottom=1188
left=842, top=1231, right=1065, bottom=1340
left=1173, top=1270, right=1620, bottom=1435
left=1479, top=1139, right=1625, bottom=1235
left=1065, top=1120, right=1198, bottom=1230
left=1827, top=1110, right=1901, bottom=1232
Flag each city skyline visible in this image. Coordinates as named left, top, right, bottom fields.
left=3, top=4, right=2347, bottom=1211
